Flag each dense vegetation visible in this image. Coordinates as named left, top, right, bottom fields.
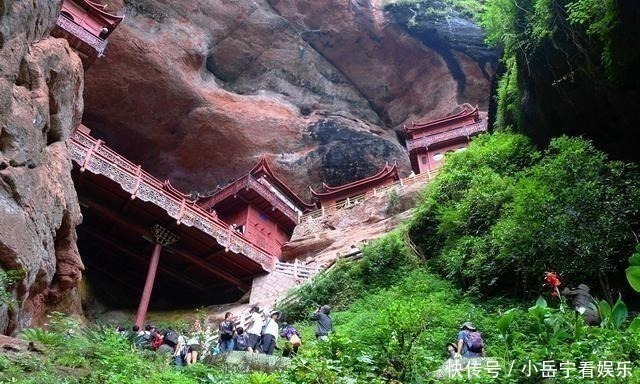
left=408, top=132, right=640, bottom=297
left=8, top=237, right=640, bottom=383
left=480, top=0, right=639, bottom=161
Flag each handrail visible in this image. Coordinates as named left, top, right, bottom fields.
left=55, top=14, right=108, bottom=56
left=274, top=260, right=321, bottom=280
left=406, top=121, right=486, bottom=151
left=69, top=130, right=276, bottom=271
left=300, top=170, right=437, bottom=222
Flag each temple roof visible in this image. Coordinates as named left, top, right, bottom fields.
left=248, top=156, right=316, bottom=210
left=310, top=163, right=399, bottom=199
left=404, top=104, right=479, bottom=133
left=196, top=156, right=315, bottom=215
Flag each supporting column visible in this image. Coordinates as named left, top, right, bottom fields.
left=134, top=224, right=179, bottom=328
left=134, top=242, right=161, bottom=328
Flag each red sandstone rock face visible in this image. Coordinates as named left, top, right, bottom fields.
left=0, top=0, right=84, bottom=333
left=82, top=0, right=493, bottom=196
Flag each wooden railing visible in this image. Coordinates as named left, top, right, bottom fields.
left=406, top=121, right=487, bottom=151
left=300, top=170, right=437, bottom=222
left=274, top=260, right=322, bottom=280
left=55, top=15, right=108, bottom=56
left=69, top=130, right=276, bottom=272
left=275, top=249, right=363, bottom=308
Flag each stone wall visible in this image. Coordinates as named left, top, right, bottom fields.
left=249, top=273, right=297, bottom=306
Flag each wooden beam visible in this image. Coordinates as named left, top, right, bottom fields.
left=179, top=248, right=252, bottom=276
left=168, top=247, right=249, bottom=291
left=78, top=226, right=209, bottom=292
left=79, top=196, right=249, bottom=290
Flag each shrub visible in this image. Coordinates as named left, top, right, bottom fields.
left=278, top=230, right=416, bottom=320
left=409, top=133, right=640, bottom=297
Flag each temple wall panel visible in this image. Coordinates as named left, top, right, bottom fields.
left=244, top=205, right=289, bottom=258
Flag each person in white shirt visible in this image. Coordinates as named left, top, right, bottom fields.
left=260, top=311, right=280, bottom=355
left=245, top=305, right=264, bottom=353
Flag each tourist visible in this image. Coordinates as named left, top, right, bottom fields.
left=234, top=326, right=250, bottom=352
left=115, top=325, right=127, bottom=336
left=184, top=320, right=202, bottom=365
left=446, top=343, right=458, bottom=358
left=261, top=310, right=280, bottom=355
left=173, top=332, right=186, bottom=367
left=202, top=324, right=216, bottom=358
left=455, top=322, right=485, bottom=358
left=562, top=284, right=600, bottom=325
left=218, top=312, right=236, bottom=353
left=246, top=305, right=264, bottom=353
left=150, top=327, right=164, bottom=350
left=310, top=305, right=332, bottom=340
left=280, top=321, right=301, bottom=357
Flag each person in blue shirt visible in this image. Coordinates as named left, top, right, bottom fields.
left=455, top=322, right=486, bottom=358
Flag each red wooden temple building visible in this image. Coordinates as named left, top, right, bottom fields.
left=310, top=163, right=399, bottom=209
left=50, top=0, right=123, bottom=67
left=405, top=104, right=487, bottom=174
left=196, top=158, right=315, bottom=258
left=70, top=127, right=298, bottom=327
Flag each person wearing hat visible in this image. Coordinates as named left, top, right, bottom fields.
left=456, top=322, right=485, bottom=358
left=261, top=310, right=280, bottom=355
left=280, top=321, right=302, bottom=357
left=246, top=305, right=264, bottom=353
left=310, top=305, right=332, bottom=340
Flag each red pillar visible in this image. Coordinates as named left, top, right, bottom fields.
left=134, top=243, right=162, bottom=328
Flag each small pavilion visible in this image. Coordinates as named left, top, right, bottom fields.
left=196, top=157, right=315, bottom=258
left=404, top=104, right=486, bottom=174
left=50, top=0, right=123, bottom=67
left=310, top=163, right=399, bottom=209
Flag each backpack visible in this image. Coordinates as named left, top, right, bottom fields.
left=163, top=330, right=179, bottom=346
left=464, top=331, right=484, bottom=353
left=289, top=334, right=302, bottom=347
left=236, top=334, right=249, bottom=351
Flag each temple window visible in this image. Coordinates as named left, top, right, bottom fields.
left=433, top=153, right=444, bottom=161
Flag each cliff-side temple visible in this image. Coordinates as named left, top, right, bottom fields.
left=50, top=0, right=487, bottom=324
left=405, top=104, right=487, bottom=174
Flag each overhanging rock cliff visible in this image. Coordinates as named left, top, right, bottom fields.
left=0, top=0, right=84, bottom=333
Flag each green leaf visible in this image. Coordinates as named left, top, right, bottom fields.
left=497, top=310, right=516, bottom=334
left=627, top=317, right=640, bottom=332
left=597, top=300, right=612, bottom=326
left=535, top=296, right=547, bottom=309
left=629, top=252, right=640, bottom=267
left=626, top=266, right=640, bottom=292
left=612, top=297, right=628, bottom=328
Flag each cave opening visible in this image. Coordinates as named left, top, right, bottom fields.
left=71, top=161, right=262, bottom=314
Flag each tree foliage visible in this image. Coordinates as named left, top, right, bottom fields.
left=409, top=132, right=640, bottom=296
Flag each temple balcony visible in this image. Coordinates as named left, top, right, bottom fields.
left=69, top=129, right=276, bottom=273
left=406, top=121, right=487, bottom=151
left=54, top=14, right=108, bottom=57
